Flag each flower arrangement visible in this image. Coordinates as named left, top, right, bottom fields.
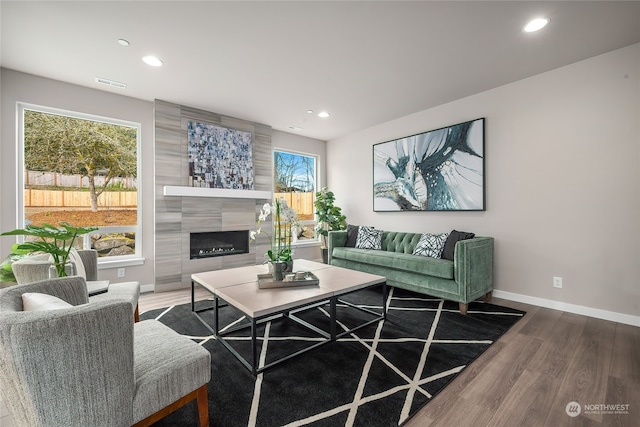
left=250, top=197, right=299, bottom=263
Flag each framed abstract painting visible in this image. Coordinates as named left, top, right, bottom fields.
left=187, top=121, right=254, bottom=190
left=373, top=118, right=485, bottom=211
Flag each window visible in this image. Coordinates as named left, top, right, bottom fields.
left=273, top=150, right=317, bottom=244
left=19, top=103, right=141, bottom=263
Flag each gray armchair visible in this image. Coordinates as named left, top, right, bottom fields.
left=11, top=249, right=141, bottom=321
left=0, top=276, right=211, bottom=426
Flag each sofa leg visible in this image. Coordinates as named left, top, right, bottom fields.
left=134, top=305, right=140, bottom=323
left=459, top=303, right=468, bottom=315
left=483, top=291, right=493, bottom=302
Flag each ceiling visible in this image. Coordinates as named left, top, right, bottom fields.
left=2, top=1, right=639, bottom=141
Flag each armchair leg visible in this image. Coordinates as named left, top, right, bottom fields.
left=134, top=305, right=140, bottom=322
left=131, top=384, right=208, bottom=427
left=483, top=291, right=493, bottom=302
left=197, top=384, right=209, bottom=427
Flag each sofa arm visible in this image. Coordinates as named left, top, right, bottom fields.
left=327, top=230, right=347, bottom=265
left=454, top=237, right=494, bottom=301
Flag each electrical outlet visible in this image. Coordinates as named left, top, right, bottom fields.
left=553, top=276, right=563, bottom=288
left=117, top=268, right=125, bottom=278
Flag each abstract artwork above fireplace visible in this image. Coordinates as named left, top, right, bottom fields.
left=187, top=120, right=254, bottom=190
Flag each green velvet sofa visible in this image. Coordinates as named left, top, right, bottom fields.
left=328, top=230, right=494, bottom=314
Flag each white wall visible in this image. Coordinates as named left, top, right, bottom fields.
left=1, top=69, right=155, bottom=287
left=272, top=129, right=327, bottom=262
left=327, top=44, right=640, bottom=321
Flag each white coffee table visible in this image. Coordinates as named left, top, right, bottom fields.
left=191, top=260, right=387, bottom=374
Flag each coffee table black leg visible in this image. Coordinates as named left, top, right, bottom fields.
left=214, top=295, right=220, bottom=334
left=330, top=296, right=337, bottom=340
left=251, top=318, right=258, bottom=375
left=382, top=282, right=388, bottom=319
left=191, top=280, right=195, bottom=312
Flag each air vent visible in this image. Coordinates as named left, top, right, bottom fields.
left=94, top=77, right=126, bottom=89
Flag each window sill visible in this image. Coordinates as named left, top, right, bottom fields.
left=97, top=257, right=145, bottom=269
left=292, top=241, right=321, bottom=248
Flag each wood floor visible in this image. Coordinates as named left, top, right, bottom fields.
left=2, top=289, right=638, bottom=427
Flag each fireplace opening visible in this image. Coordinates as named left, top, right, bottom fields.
left=190, top=230, right=249, bottom=259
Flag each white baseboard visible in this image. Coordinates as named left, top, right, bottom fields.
left=140, top=283, right=155, bottom=294
left=493, top=290, right=640, bottom=327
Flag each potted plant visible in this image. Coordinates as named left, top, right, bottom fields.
left=314, top=187, right=346, bottom=263
left=1, top=222, right=97, bottom=281
left=250, top=197, right=300, bottom=280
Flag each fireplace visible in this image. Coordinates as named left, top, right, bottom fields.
left=190, top=230, right=250, bottom=259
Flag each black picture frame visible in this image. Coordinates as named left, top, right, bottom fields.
left=373, top=118, right=485, bottom=211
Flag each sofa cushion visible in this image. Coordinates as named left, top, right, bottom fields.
left=331, top=247, right=454, bottom=280
left=381, top=232, right=422, bottom=254
left=441, top=230, right=476, bottom=261
left=413, top=232, right=449, bottom=258
left=356, top=226, right=383, bottom=250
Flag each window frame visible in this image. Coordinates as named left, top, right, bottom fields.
left=17, top=102, right=143, bottom=266
left=273, top=148, right=319, bottom=247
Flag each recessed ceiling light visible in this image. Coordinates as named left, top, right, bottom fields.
left=118, top=39, right=130, bottom=46
left=318, top=111, right=330, bottom=118
left=142, top=56, right=163, bottom=67
left=306, top=110, right=314, bottom=114
left=288, top=125, right=304, bottom=131
left=523, top=17, right=549, bottom=33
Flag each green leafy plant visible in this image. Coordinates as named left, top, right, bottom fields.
left=314, top=187, right=346, bottom=249
left=1, top=222, right=97, bottom=280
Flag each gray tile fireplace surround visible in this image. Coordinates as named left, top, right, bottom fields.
left=154, top=100, right=273, bottom=292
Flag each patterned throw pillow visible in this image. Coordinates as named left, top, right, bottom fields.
left=355, top=226, right=383, bottom=250
left=413, top=232, right=450, bottom=258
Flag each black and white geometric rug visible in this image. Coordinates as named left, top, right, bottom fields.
left=142, top=287, right=525, bottom=427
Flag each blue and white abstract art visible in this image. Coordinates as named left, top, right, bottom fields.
left=373, top=118, right=485, bottom=211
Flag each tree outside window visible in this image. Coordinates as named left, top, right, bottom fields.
left=274, top=150, right=317, bottom=242
left=21, top=107, right=140, bottom=259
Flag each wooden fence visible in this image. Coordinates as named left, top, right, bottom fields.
left=25, top=190, right=137, bottom=208
left=274, top=192, right=314, bottom=221
left=26, top=189, right=309, bottom=215
left=25, top=171, right=137, bottom=189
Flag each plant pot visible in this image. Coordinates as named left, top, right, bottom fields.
left=268, top=260, right=294, bottom=281
left=321, top=248, right=328, bottom=264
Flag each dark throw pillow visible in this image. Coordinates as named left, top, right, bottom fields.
left=441, top=230, right=476, bottom=261
left=345, top=224, right=359, bottom=248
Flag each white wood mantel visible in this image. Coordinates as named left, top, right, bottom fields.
left=163, top=186, right=272, bottom=199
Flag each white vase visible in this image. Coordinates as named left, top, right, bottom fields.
left=48, top=261, right=76, bottom=279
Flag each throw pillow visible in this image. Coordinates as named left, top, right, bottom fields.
left=345, top=224, right=359, bottom=247
left=413, top=232, right=450, bottom=259
left=68, top=248, right=87, bottom=279
left=355, top=226, right=383, bottom=250
left=441, top=230, right=476, bottom=261
left=22, top=293, right=72, bottom=312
